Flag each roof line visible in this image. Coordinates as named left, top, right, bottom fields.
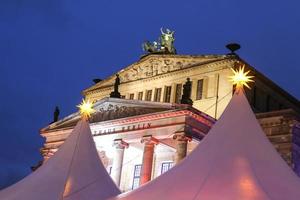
left=237, top=57, right=300, bottom=111
left=83, top=55, right=235, bottom=94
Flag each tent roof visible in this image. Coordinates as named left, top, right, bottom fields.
left=0, top=119, right=120, bottom=200
left=110, top=89, right=300, bottom=200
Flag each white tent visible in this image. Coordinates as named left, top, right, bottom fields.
left=0, top=119, right=120, bottom=200
left=110, top=89, right=300, bottom=200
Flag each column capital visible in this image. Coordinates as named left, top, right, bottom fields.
left=113, top=139, right=129, bottom=149
left=173, top=132, right=192, bottom=142
left=141, top=135, right=159, bottom=145
left=173, top=132, right=191, bottom=164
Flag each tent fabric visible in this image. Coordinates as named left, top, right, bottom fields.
left=110, top=89, right=300, bottom=200
left=0, top=119, right=120, bottom=200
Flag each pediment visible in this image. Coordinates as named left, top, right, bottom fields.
left=42, top=97, right=176, bottom=132
left=91, top=103, right=168, bottom=123
left=83, top=54, right=229, bottom=93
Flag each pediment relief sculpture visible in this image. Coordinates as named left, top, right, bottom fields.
left=90, top=103, right=167, bottom=122
left=84, top=55, right=228, bottom=93
left=120, top=58, right=197, bottom=82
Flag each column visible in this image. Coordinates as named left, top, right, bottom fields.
left=140, top=135, right=159, bottom=185
left=173, top=132, right=191, bottom=164
left=111, top=139, right=129, bottom=186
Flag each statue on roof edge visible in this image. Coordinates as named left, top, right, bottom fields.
left=110, top=74, right=121, bottom=98
left=159, top=28, right=176, bottom=54
left=181, top=78, right=193, bottom=106
left=142, top=28, right=176, bottom=54
left=53, top=106, right=60, bottom=122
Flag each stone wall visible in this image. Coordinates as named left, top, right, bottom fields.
left=85, top=56, right=235, bottom=119
left=257, top=109, right=300, bottom=168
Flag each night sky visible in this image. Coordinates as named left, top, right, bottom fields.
left=0, top=0, right=300, bottom=189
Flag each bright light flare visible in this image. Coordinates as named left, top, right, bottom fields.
left=77, top=99, right=95, bottom=119
left=229, top=65, right=254, bottom=89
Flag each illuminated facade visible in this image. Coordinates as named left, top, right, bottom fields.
left=40, top=53, right=300, bottom=191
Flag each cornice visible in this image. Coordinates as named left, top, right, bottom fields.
left=41, top=108, right=215, bottom=136
left=84, top=57, right=237, bottom=96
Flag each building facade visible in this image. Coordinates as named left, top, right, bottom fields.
left=40, top=53, right=300, bottom=191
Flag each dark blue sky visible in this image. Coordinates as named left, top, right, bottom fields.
left=0, top=0, right=299, bottom=189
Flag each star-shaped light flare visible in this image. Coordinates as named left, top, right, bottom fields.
left=77, top=99, right=95, bottom=119
left=229, top=65, right=254, bottom=89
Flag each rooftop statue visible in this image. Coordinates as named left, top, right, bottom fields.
left=142, top=41, right=158, bottom=53
left=110, top=74, right=121, bottom=98
left=181, top=78, right=193, bottom=105
left=142, top=28, right=176, bottom=54
left=159, top=28, right=176, bottom=54
left=53, top=106, right=60, bottom=122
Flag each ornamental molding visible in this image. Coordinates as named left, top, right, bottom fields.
left=42, top=108, right=215, bottom=147
left=90, top=103, right=166, bottom=123
left=83, top=55, right=236, bottom=95
left=91, top=109, right=214, bottom=129
left=85, top=57, right=236, bottom=97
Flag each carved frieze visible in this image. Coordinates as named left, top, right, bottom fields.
left=90, top=103, right=167, bottom=122
left=121, top=57, right=200, bottom=82
left=83, top=55, right=231, bottom=95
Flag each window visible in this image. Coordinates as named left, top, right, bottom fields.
left=175, top=84, right=182, bottom=103
left=154, top=88, right=162, bottom=102
left=129, top=93, right=134, bottom=100
left=161, top=162, right=174, bottom=174
left=196, top=79, right=204, bottom=100
left=132, top=164, right=142, bottom=190
left=121, top=95, right=126, bottom=99
left=145, top=90, right=152, bottom=101
left=138, top=92, right=143, bottom=100
left=164, top=86, right=172, bottom=103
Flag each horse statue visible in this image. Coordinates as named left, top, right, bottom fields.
left=142, top=41, right=159, bottom=53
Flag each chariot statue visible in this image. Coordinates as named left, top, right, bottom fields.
left=159, top=28, right=176, bottom=54
left=142, top=41, right=158, bottom=53
left=142, top=28, right=176, bottom=54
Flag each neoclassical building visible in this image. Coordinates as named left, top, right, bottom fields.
left=40, top=44, right=300, bottom=192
